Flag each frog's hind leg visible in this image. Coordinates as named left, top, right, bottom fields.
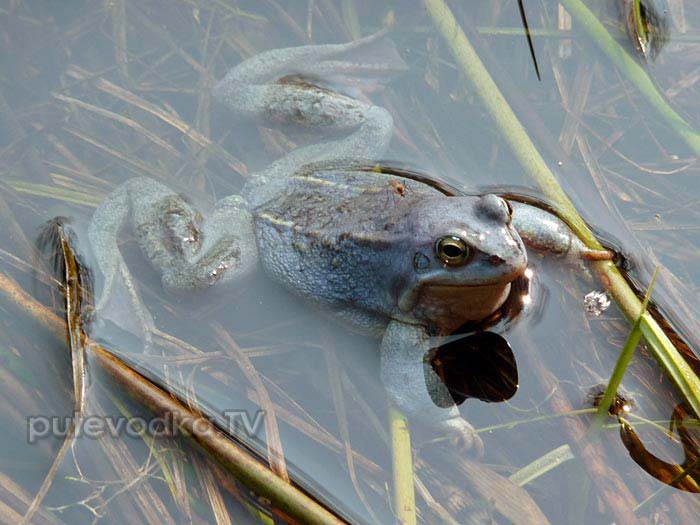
left=212, top=31, right=407, bottom=203
left=212, top=30, right=407, bottom=118
left=88, top=178, right=258, bottom=347
left=88, top=180, right=156, bottom=346
left=298, top=33, right=408, bottom=96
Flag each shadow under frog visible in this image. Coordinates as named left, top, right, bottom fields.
left=85, top=30, right=610, bottom=451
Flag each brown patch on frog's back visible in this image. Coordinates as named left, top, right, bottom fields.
left=256, top=169, right=423, bottom=250
left=289, top=171, right=432, bottom=198
left=388, top=179, right=406, bottom=197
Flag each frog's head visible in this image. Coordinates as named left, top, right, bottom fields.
left=397, top=194, right=527, bottom=329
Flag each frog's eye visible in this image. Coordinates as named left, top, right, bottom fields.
left=435, top=236, right=470, bottom=265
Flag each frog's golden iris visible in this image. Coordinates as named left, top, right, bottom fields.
left=435, top=236, right=470, bottom=266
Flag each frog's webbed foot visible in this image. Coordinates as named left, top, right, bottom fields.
left=442, top=416, right=485, bottom=456
left=380, top=321, right=484, bottom=454
left=88, top=178, right=257, bottom=348
left=510, top=201, right=614, bottom=262
left=213, top=29, right=407, bottom=108
left=212, top=31, right=407, bottom=193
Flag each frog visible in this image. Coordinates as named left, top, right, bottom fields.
left=87, top=31, right=610, bottom=451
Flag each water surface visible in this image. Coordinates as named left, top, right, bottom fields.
left=2, top=1, right=700, bottom=523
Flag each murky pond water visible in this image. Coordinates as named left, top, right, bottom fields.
left=2, top=1, right=700, bottom=524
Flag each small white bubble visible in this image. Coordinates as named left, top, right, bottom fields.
left=583, top=290, right=611, bottom=316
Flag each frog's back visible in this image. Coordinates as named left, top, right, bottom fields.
left=252, top=169, right=438, bottom=324
left=255, top=168, right=439, bottom=230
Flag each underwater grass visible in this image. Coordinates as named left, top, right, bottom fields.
left=0, top=268, right=346, bottom=525
left=8, top=181, right=102, bottom=207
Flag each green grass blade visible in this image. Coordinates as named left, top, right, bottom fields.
left=593, top=267, right=659, bottom=427
left=509, top=444, right=575, bottom=486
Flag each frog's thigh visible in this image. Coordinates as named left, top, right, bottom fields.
left=380, top=321, right=461, bottom=425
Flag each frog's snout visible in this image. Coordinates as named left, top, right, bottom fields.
left=475, top=194, right=512, bottom=225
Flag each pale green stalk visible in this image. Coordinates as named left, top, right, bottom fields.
left=389, top=408, right=416, bottom=525
left=509, top=444, right=575, bottom=486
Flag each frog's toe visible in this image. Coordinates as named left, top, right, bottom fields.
left=443, top=417, right=484, bottom=457
left=579, top=246, right=615, bottom=261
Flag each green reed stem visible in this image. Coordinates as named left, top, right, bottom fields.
left=509, top=444, right=575, bottom=487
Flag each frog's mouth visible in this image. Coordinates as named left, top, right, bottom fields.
left=414, top=263, right=526, bottom=291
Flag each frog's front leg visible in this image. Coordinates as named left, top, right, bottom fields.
left=88, top=177, right=258, bottom=346
left=381, top=320, right=484, bottom=454
left=510, top=201, right=613, bottom=261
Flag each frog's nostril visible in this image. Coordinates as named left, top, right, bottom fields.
left=488, top=254, right=505, bottom=265
left=413, top=252, right=431, bottom=272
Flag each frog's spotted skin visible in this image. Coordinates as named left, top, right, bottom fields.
left=88, top=31, right=604, bottom=451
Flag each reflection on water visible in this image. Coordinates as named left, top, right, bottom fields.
left=2, top=1, right=700, bottom=524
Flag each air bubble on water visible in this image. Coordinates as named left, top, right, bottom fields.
left=583, top=290, right=611, bottom=316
